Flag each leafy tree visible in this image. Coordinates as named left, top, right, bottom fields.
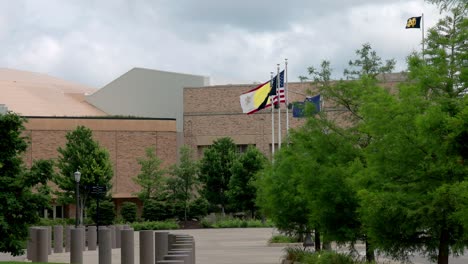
left=168, top=145, right=199, bottom=222
left=227, top=146, right=266, bottom=217
left=55, top=125, right=113, bottom=225
left=358, top=7, right=468, bottom=264
left=255, top=152, right=311, bottom=241
left=0, top=112, right=54, bottom=255
left=199, top=137, right=237, bottom=214
left=120, top=202, right=137, bottom=223
left=133, top=146, right=167, bottom=202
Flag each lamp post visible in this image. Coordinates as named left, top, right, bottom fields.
left=74, top=170, right=81, bottom=228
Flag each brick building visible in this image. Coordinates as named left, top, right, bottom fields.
left=0, top=67, right=406, bottom=219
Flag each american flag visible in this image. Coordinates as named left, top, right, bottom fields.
left=269, top=70, right=285, bottom=106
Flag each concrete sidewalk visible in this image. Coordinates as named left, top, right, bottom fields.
left=44, top=228, right=285, bottom=264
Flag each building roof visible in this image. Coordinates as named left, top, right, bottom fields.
left=0, top=68, right=107, bottom=116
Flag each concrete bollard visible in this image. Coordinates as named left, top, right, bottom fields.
left=167, top=234, right=176, bottom=250
left=87, top=226, right=97, bottom=251
left=81, top=226, right=86, bottom=250
left=139, top=230, right=154, bottom=264
left=65, top=225, right=71, bottom=252
left=154, top=231, right=169, bottom=261
left=70, top=228, right=83, bottom=264
left=54, top=225, right=64, bottom=253
left=164, top=254, right=190, bottom=264
left=37, top=228, right=49, bottom=262
left=116, top=225, right=123, bottom=248
left=121, top=228, right=134, bottom=264
left=168, top=250, right=193, bottom=264
left=27, top=227, right=34, bottom=260
left=47, top=226, right=52, bottom=255
left=99, top=227, right=112, bottom=264
left=30, top=227, right=39, bottom=262
left=110, top=225, right=117, bottom=249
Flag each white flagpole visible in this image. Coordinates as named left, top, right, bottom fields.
left=285, top=58, right=289, bottom=143
left=277, top=64, right=281, bottom=150
left=422, top=13, right=425, bottom=58
left=271, top=72, right=275, bottom=157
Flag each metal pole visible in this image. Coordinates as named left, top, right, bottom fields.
left=97, top=193, right=100, bottom=244
left=277, top=64, right=281, bottom=150
left=75, top=181, right=79, bottom=228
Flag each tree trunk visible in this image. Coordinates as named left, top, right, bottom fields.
left=438, top=228, right=449, bottom=264
left=314, top=229, right=321, bottom=251
left=365, top=238, right=375, bottom=263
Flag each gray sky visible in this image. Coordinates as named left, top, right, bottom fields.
left=0, top=0, right=442, bottom=88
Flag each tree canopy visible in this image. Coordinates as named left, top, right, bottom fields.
left=198, top=137, right=237, bottom=214
left=54, top=125, right=113, bottom=224
left=0, top=112, right=54, bottom=255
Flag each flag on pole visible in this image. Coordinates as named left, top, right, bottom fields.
left=405, top=16, right=422, bottom=28
left=239, top=81, right=272, bottom=114
left=292, top=94, right=321, bottom=117
left=268, top=70, right=285, bottom=107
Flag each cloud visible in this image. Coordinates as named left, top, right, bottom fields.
left=0, top=0, right=443, bottom=88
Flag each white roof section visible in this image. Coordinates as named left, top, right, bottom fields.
left=0, top=68, right=107, bottom=116
left=86, top=67, right=209, bottom=132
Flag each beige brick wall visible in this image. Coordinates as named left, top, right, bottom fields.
left=184, top=82, right=316, bottom=158
left=184, top=76, right=405, bottom=158
left=24, top=117, right=177, bottom=199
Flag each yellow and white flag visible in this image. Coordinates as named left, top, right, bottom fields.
left=239, top=81, right=272, bottom=114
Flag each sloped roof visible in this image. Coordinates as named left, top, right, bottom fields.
left=0, top=68, right=107, bottom=116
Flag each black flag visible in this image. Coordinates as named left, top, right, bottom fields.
left=406, top=16, right=422, bottom=29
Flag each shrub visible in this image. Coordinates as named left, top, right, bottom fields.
left=120, top=202, right=137, bottom=223
left=188, top=197, right=209, bottom=220
left=131, top=220, right=179, bottom=231
left=142, top=199, right=169, bottom=221
left=269, top=235, right=300, bottom=243
left=301, top=251, right=357, bottom=264
left=88, top=200, right=115, bottom=225
left=38, top=218, right=75, bottom=226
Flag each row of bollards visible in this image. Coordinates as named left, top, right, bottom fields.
left=27, top=225, right=195, bottom=264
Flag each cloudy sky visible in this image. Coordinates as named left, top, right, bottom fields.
left=0, top=0, right=443, bottom=88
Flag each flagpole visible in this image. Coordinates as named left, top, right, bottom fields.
left=271, top=72, right=275, bottom=158
left=277, top=64, right=281, bottom=150
left=285, top=58, right=289, bottom=143
left=422, top=13, right=425, bottom=58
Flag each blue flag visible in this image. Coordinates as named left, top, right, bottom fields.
left=292, top=94, right=321, bottom=117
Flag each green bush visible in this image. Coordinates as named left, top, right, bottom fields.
left=142, top=199, right=170, bottom=221
left=120, top=202, right=137, bottom=223
left=88, top=200, right=115, bottom=225
left=269, top=235, right=300, bottom=243
left=282, top=249, right=365, bottom=264
left=301, top=251, right=357, bottom=264
left=131, top=220, right=179, bottom=231
left=37, top=218, right=75, bottom=226
left=188, top=197, right=209, bottom=220
left=201, top=215, right=275, bottom=228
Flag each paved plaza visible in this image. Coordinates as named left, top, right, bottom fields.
left=2, top=227, right=468, bottom=263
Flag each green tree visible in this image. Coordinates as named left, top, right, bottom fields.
left=358, top=7, right=468, bottom=264
left=0, top=112, right=54, bottom=255
left=255, top=151, right=311, bottom=241
left=228, top=146, right=266, bottom=217
left=199, top=137, right=237, bottom=214
left=133, top=146, right=167, bottom=202
left=55, top=125, right=113, bottom=225
left=120, top=202, right=137, bottom=223
left=168, top=145, right=199, bottom=222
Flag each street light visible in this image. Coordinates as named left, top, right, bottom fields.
left=74, top=170, right=81, bottom=228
